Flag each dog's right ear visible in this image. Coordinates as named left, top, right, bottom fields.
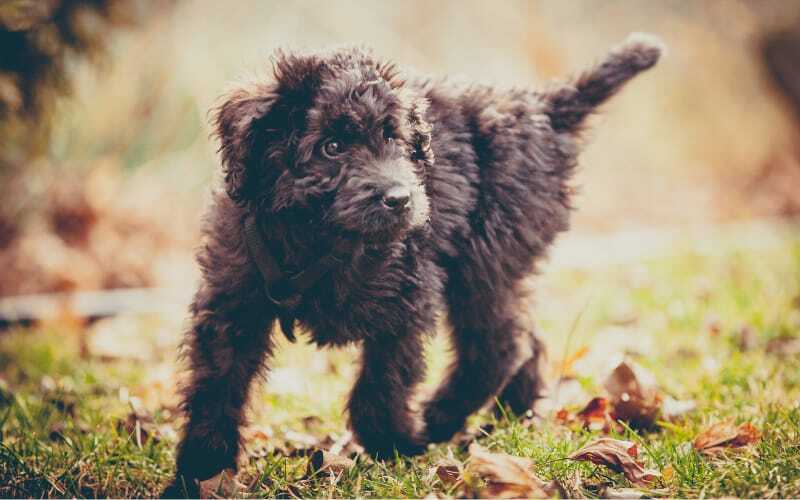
left=213, top=85, right=278, bottom=203
left=214, top=52, right=324, bottom=204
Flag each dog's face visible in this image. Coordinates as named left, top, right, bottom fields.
left=215, top=47, right=432, bottom=243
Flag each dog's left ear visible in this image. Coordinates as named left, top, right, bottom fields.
left=407, top=97, right=434, bottom=168
left=213, top=85, right=277, bottom=203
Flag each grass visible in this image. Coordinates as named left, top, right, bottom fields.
left=1, top=230, right=799, bottom=498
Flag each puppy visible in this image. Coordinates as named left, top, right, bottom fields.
left=164, top=33, right=662, bottom=495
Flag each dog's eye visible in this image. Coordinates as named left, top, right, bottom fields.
left=322, top=141, right=342, bottom=159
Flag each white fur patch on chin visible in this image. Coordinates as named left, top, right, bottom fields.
left=198, top=469, right=245, bottom=498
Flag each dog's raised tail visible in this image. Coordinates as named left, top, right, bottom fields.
left=544, top=33, right=664, bottom=134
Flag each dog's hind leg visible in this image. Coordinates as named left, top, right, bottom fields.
left=164, top=287, right=275, bottom=497
left=496, top=330, right=546, bottom=416
left=423, top=279, right=533, bottom=443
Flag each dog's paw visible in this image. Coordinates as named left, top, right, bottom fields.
left=360, top=432, right=428, bottom=459
left=423, top=405, right=467, bottom=444
left=175, top=435, right=239, bottom=485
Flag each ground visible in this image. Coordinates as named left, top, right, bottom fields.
left=1, top=224, right=799, bottom=498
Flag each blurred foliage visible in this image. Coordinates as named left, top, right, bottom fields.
left=0, top=0, right=161, bottom=244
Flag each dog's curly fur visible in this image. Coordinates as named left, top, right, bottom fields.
left=164, top=34, right=662, bottom=495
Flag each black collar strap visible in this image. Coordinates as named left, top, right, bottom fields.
left=242, top=214, right=353, bottom=342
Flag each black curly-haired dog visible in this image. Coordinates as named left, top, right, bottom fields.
left=165, top=33, right=662, bottom=495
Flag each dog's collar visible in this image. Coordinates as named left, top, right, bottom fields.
left=242, top=214, right=353, bottom=342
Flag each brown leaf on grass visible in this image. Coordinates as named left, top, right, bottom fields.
left=577, top=397, right=609, bottom=421
left=604, top=361, right=662, bottom=430
left=307, top=449, right=355, bottom=477
left=434, top=462, right=462, bottom=487
left=467, top=443, right=558, bottom=498
left=693, top=420, right=760, bottom=456
left=555, top=407, right=571, bottom=420
left=429, top=449, right=464, bottom=489
left=199, top=469, right=245, bottom=498
left=568, top=438, right=660, bottom=487
left=576, top=397, right=618, bottom=432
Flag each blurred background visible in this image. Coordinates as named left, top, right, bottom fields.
left=1, top=0, right=800, bottom=402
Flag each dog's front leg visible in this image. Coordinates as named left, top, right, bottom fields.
left=347, top=330, right=428, bottom=458
left=164, top=289, right=275, bottom=497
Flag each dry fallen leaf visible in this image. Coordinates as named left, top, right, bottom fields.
left=467, top=443, right=557, bottom=498
left=604, top=361, right=662, bottom=430
left=429, top=449, right=464, bottom=489
left=576, top=397, right=617, bottom=432
left=568, top=438, right=660, bottom=487
left=555, top=407, right=573, bottom=425
left=198, top=469, right=245, bottom=498
left=693, top=420, right=760, bottom=456
left=307, top=449, right=355, bottom=478
left=434, top=462, right=462, bottom=487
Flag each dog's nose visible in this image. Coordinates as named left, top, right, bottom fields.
left=382, top=186, right=411, bottom=211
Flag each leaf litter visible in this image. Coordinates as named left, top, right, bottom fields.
left=693, top=420, right=760, bottom=456
left=553, top=360, right=695, bottom=432
left=568, top=438, right=661, bottom=487
left=465, top=443, right=561, bottom=499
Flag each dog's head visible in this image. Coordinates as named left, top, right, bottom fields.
left=214, top=47, right=432, bottom=243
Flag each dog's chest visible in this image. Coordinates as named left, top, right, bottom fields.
left=292, top=241, right=432, bottom=346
